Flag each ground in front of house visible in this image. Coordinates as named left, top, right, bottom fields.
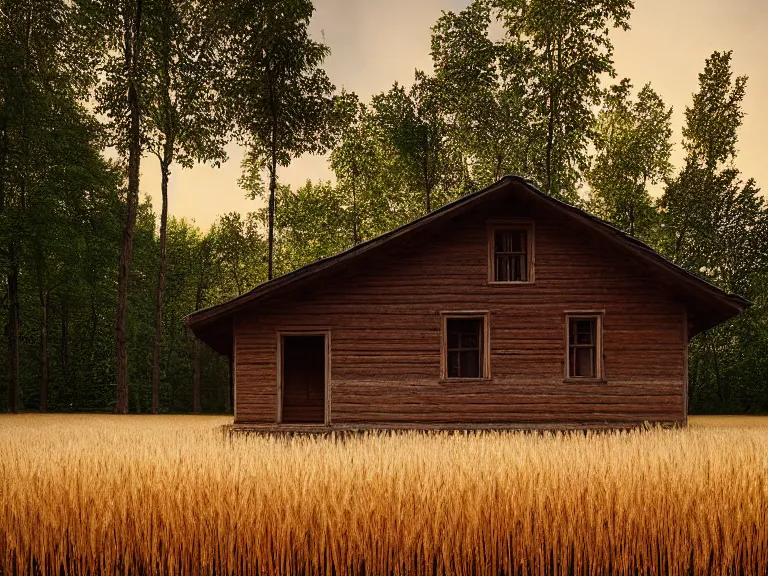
left=1, top=414, right=766, bottom=575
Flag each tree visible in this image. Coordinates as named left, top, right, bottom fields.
left=329, top=92, right=366, bottom=246
left=143, top=0, right=229, bottom=414
left=370, top=74, right=461, bottom=216
left=0, top=0, right=97, bottom=412
left=264, top=181, right=352, bottom=272
left=494, top=0, right=633, bottom=201
left=209, top=212, right=266, bottom=299
left=188, top=228, right=214, bottom=413
left=25, top=104, right=118, bottom=412
left=431, top=0, right=532, bottom=186
left=587, top=79, right=672, bottom=240
left=659, top=51, right=768, bottom=412
left=660, top=52, right=750, bottom=266
left=329, top=91, right=409, bottom=244
left=78, top=0, right=148, bottom=413
left=222, top=0, right=334, bottom=280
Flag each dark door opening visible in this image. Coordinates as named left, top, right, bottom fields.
left=281, top=335, right=326, bottom=424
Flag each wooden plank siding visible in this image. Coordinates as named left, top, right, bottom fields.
left=233, top=194, right=687, bottom=428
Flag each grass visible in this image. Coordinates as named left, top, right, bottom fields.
left=1, top=414, right=767, bottom=575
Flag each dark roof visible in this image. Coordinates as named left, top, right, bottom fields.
left=187, top=176, right=750, bottom=354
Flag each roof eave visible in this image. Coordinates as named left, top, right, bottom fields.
left=185, top=176, right=515, bottom=330
left=186, top=175, right=751, bottom=345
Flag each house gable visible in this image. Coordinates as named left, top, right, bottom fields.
left=187, top=176, right=748, bottom=357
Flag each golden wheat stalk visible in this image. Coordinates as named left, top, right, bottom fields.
left=1, top=415, right=767, bottom=576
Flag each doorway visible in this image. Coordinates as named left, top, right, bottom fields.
left=280, top=334, right=327, bottom=424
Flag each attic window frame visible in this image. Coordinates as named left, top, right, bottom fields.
left=440, top=311, right=491, bottom=381
left=564, top=311, right=605, bottom=382
left=487, top=220, right=535, bottom=284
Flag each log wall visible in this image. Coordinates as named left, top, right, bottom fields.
left=233, top=194, right=687, bottom=427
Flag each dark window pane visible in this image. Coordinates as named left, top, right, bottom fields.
left=445, top=317, right=484, bottom=378
left=448, top=352, right=460, bottom=378
left=494, top=232, right=506, bottom=252
left=494, top=230, right=528, bottom=281
left=575, top=320, right=595, bottom=345
left=494, top=256, right=508, bottom=281
left=514, top=256, right=526, bottom=281
left=574, top=348, right=594, bottom=378
left=459, top=351, right=480, bottom=378
left=568, top=317, right=598, bottom=378
left=569, top=349, right=576, bottom=378
left=460, top=332, right=478, bottom=348
left=511, top=231, right=524, bottom=252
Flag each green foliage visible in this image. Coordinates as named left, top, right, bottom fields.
left=431, top=0, right=532, bottom=186
left=266, top=181, right=353, bottom=274
left=330, top=90, right=445, bottom=241
left=658, top=51, right=768, bottom=413
left=370, top=75, right=464, bottom=214
left=142, top=0, right=230, bottom=170
left=222, top=0, right=334, bottom=166
left=587, top=80, right=672, bottom=241
left=1, top=1, right=766, bottom=417
left=682, top=51, right=747, bottom=171
left=493, top=0, right=633, bottom=202
left=208, top=212, right=267, bottom=298
left=221, top=0, right=335, bottom=279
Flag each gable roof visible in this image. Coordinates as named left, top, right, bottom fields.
left=187, top=176, right=750, bottom=354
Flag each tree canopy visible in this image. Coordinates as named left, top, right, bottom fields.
left=0, top=1, right=766, bottom=415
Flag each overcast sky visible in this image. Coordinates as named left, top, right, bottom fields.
left=140, top=0, right=767, bottom=230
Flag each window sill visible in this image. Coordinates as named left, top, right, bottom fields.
left=563, top=378, right=607, bottom=384
left=439, top=377, right=492, bottom=383
left=487, top=281, right=535, bottom=286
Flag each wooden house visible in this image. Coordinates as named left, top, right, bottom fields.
left=187, top=176, right=748, bottom=430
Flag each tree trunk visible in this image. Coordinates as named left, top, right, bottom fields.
left=193, top=338, right=201, bottom=414
left=39, top=289, right=49, bottom=412
left=0, top=117, right=11, bottom=413
left=544, top=36, right=554, bottom=195
left=423, top=131, right=431, bottom=214
left=351, top=167, right=358, bottom=246
left=61, top=298, right=70, bottom=401
left=494, top=153, right=503, bottom=182
left=711, top=336, right=726, bottom=407
left=227, top=353, right=233, bottom=414
left=268, top=149, right=277, bottom=281
left=115, top=0, right=143, bottom=414
left=192, top=267, right=205, bottom=414
left=164, top=311, right=176, bottom=411
left=7, top=245, right=20, bottom=413
left=151, top=151, right=171, bottom=414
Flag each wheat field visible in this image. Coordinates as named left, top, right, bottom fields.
left=1, top=415, right=767, bottom=576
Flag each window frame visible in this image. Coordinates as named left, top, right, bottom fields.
left=487, top=220, right=535, bottom=284
left=440, top=311, right=491, bottom=381
left=564, top=311, right=605, bottom=382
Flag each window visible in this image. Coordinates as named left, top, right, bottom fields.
left=488, top=222, right=534, bottom=283
left=566, top=314, right=603, bottom=380
left=441, top=313, right=490, bottom=379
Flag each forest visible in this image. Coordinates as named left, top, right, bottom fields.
left=0, top=0, right=766, bottom=415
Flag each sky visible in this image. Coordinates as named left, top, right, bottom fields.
left=138, top=0, right=768, bottom=231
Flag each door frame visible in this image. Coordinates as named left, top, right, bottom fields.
left=276, top=330, right=331, bottom=425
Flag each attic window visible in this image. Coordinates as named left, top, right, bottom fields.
left=441, top=312, right=490, bottom=380
left=488, top=222, right=534, bottom=283
left=566, top=313, right=603, bottom=380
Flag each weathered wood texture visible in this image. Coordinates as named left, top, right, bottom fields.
left=234, top=194, right=687, bottom=427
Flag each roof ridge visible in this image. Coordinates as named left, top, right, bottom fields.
left=186, top=176, right=749, bottom=332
